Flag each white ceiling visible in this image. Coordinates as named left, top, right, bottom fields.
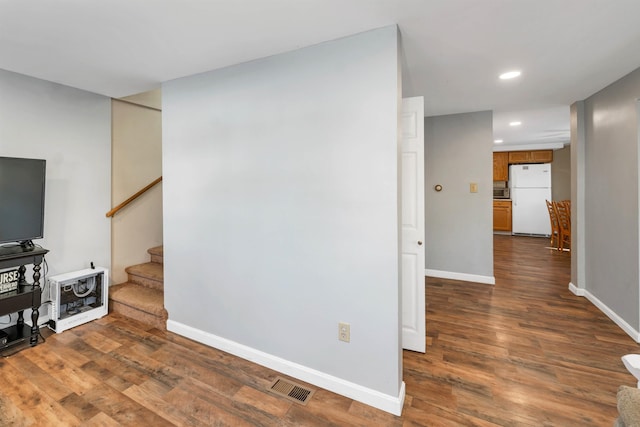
left=3, top=0, right=640, bottom=148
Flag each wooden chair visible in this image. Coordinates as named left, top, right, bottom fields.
left=545, top=199, right=560, bottom=249
left=555, top=200, right=571, bottom=251
left=562, top=200, right=571, bottom=218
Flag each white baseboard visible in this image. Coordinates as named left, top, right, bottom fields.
left=167, top=320, right=406, bottom=416
left=425, top=269, right=495, bottom=285
left=571, top=286, right=640, bottom=343
left=568, top=282, right=585, bottom=296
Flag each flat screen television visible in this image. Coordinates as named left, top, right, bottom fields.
left=0, top=157, right=46, bottom=247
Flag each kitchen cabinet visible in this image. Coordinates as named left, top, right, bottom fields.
left=508, top=150, right=553, bottom=164
left=530, top=150, right=553, bottom=163
left=493, top=200, right=512, bottom=232
left=493, top=152, right=509, bottom=181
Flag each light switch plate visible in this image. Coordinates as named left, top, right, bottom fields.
left=338, top=322, right=350, bottom=343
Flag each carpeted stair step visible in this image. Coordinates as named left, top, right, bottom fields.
left=126, top=262, right=163, bottom=291
left=148, top=246, right=163, bottom=264
left=109, top=283, right=168, bottom=331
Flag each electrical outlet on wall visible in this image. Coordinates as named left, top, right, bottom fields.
left=338, top=322, right=350, bottom=343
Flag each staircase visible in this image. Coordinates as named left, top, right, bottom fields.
left=109, top=246, right=167, bottom=330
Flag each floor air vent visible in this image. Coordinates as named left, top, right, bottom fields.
left=268, top=377, right=315, bottom=405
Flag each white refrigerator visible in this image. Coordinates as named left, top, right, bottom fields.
left=509, top=163, right=552, bottom=236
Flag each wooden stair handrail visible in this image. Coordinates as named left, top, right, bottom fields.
left=106, top=176, right=162, bottom=218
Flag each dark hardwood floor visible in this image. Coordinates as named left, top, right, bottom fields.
left=0, top=235, right=637, bottom=425
left=404, top=235, right=640, bottom=426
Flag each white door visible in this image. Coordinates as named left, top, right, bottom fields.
left=401, top=97, right=425, bottom=353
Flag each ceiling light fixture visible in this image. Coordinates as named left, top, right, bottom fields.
left=499, top=70, right=521, bottom=80
left=509, top=121, right=522, bottom=126
left=494, top=139, right=503, bottom=144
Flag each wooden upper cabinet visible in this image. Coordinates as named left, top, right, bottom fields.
left=530, top=150, right=553, bottom=163
left=508, top=151, right=530, bottom=164
left=493, top=152, right=509, bottom=181
left=508, top=150, right=553, bottom=164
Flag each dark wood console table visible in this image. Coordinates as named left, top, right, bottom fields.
left=0, top=245, right=48, bottom=350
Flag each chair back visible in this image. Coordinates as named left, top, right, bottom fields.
left=546, top=199, right=560, bottom=248
left=556, top=201, right=570, bottom=231
left=555, top=200, right=571, bottom=250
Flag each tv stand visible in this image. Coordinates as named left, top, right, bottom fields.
left=0, top=246, right=48, bottom=350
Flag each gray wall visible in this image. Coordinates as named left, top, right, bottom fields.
left=162, top=27, right=402, bottom=400
left=581, top=67, right=640, bottom=331
left=551, top=146, right=571, bottom=201
left=0, top=69, right=111, bottom=318
left=424, top=111, right=494, bottom=279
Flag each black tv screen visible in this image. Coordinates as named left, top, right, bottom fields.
left=0, top=157, right=46, bottom=245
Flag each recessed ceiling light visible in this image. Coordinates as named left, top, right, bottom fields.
left=509, top=121, right=522, bottom=126
left=499, top=70, right=521, bottom=80
left=494, top=139, right=503, bottom=144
